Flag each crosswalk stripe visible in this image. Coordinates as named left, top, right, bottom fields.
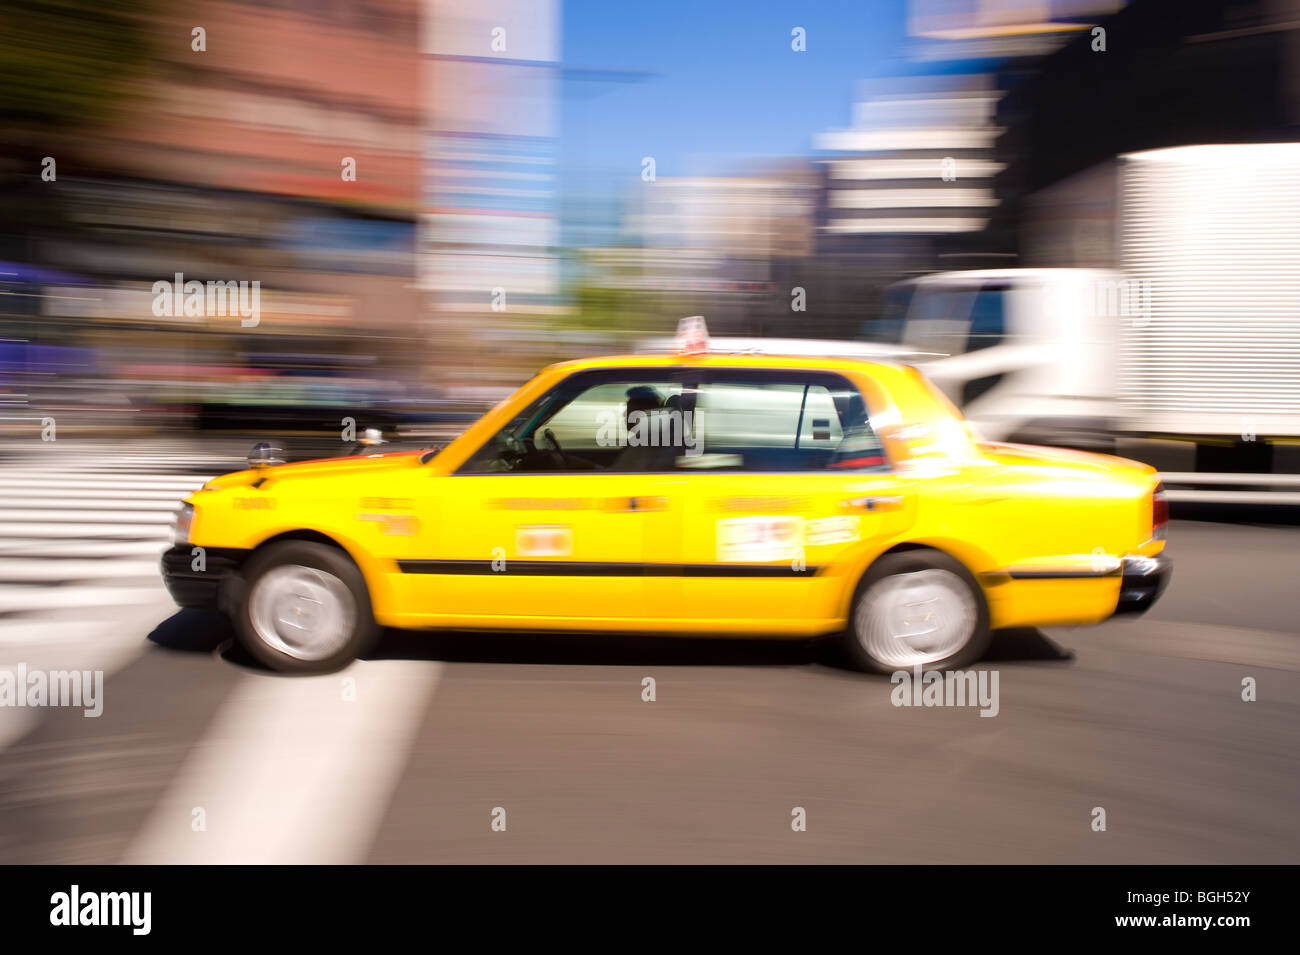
left=0, top=540, right=167, bottom=558
left=0, top=558, right=161, bottom=583
left=1, top=450, right=446, bottom=864
left=0, top=508, right=178, bottom=523
left=1, top=447, right=236, bottom=460
left=0, top=618, right=133, bottom=646
left=0, top=522, right=170, bottom=538
left=122, top=660, right=443, bottom=864
left=0, top=489, right=204, bottom=504
left=0, top=584, right=167, bottom=613
left=0, top=455, right=229, bottom=686
left=0, top=460, right=207, bottom=646
left=0, top=476, right=212, bottom=489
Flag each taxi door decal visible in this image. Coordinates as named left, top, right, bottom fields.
left=515, top=525, right=573, bottom=558
left=716, top=515, right=803, bottom=563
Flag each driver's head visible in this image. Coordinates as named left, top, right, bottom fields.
left=624, top=386, right=661, bottom=428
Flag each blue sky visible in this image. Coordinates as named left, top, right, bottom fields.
left=558, top=0, right=909, bottom=242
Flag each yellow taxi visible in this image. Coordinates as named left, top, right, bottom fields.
left=162, top=322, right=1170, bottom=674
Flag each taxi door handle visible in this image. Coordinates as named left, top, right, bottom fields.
left=843, top=495, right=905, bottom=512
left=622, top=496, right=668, bottom=512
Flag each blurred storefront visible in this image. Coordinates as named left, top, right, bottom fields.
left=5, top=0, right=425, bottom=430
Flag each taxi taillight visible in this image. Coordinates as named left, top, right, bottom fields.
left=1151, top=483, right=1168, bottom=541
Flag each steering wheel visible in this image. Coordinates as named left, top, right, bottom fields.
left=538, top=428, right=602, bottom=470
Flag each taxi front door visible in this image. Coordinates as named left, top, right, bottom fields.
left=419, top=472, right=681, bottom=624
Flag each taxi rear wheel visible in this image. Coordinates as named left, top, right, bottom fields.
left=234, top=541, right=380, bottom=673
left=845, top=550, right=990, bottom=673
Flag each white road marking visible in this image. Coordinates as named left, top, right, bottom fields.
left=0, top=489, right=204, bottom=505
left=0, top=469, right=202, bottom=645
left=0, top=584, right=167, bottom=613
left=0, top=476, right=210, bottom=489
left=0, top=461, right=216, bottom=735
left=0, top=558, right=160, bottom=582
left=0, top=508, right=178, bottom=524
left=121, top=659, right=443, bottom=864
left=0, top=522, right=171, bottom=538
left=0, top=619, right=110, bottom=644
left=0, top=540, right=166, bottom=558
left=0, top=600, right=177, bottom=754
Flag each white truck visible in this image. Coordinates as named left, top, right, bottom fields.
left=888, top=143, right=1300, bottom=501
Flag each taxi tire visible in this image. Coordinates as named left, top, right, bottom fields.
left=233, top=541, right=381, bottom=674
left=844, top=550, right=991, bottom=674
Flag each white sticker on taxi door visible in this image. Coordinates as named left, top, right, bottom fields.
left=716, top=516, right=803, bottom=563
left=804, top=516, right=860, bottom=546
left=516, top=525, right=573, bottom=557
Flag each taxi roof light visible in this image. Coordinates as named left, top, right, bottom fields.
left=674, top=316, right=709, bottom=355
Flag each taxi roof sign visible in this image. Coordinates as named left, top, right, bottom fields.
left=675, top=316, right=709, bottom=355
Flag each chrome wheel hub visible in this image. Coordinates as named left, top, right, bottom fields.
left=248, top=565, right=355, bottom=662
left=856, top=568, right=975, bottom=668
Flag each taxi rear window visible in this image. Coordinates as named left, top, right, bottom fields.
left=691, top=375, right=885, bottom=471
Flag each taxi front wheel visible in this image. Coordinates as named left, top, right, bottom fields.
left=234, top=541, right=381, bottom=673
left=845, top=551, right=991, bottom=673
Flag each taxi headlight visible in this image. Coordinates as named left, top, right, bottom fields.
left=172, top=502, right=194, bottom=544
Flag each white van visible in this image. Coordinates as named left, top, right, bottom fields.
left=888, top=268, right=1123, bottom=450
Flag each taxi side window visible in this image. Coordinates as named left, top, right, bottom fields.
left=692, top=374, right=887, bottom=472
left=456, top=374, right=688, bottom=474
left=967, top=284, right=1008, bottom=352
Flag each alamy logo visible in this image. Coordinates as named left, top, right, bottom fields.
left=50, top=885, right=150, bottom=935
left=596, top=407, right=702, bottom=456
left=151, top=272, right=260, bottom=327
left=1093, top=277, right=1151, bottom=326
left=890, top=665, right=999, bottom=717
left=0, top=664, right=103, bottom=717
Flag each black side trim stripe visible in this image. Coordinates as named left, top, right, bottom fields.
left=397, top=560, right=822, bottom=578
left=1000, top=569, right=1121, bottom=580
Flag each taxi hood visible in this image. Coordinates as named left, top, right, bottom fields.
left=201, top=448, right=430, bottom=490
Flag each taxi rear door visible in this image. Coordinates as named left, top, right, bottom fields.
left=673, top=372, right=914, bottom=628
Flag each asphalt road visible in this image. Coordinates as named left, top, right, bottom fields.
left=0, top=517, right=1296, bottom=864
